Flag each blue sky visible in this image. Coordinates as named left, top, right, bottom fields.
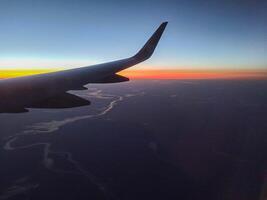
left=0, top=0, right=266, bottom=70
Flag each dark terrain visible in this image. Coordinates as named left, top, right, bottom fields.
left=0, top=80, right=267, bottom=200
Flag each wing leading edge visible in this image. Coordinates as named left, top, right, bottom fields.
left=0, top=22, right=168, bottom=113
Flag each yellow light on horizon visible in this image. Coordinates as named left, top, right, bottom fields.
left=0, top=69, right=58, bottom=79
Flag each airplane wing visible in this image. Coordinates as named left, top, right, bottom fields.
left=0, top=22, right=168, bottom=113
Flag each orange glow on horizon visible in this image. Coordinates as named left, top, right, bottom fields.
left=119, top=69, right=267, bottom=80
left=0, top=68, right=267, bottom=80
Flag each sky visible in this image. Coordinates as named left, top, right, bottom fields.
left=0, top=0, right=266, bottom=75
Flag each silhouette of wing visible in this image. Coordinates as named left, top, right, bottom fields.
left=0, top=22, right=167, bottom=113
left=29, top=93, right=91, bottom=109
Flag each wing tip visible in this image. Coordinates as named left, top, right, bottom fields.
left=134, top=21, right=168, bottom=62
left=162, top=21, right=168, bottom=26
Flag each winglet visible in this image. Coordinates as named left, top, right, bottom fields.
left=133, top=22, right=168, bottom=62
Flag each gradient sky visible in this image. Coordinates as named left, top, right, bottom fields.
left=0, top=0, right=266, bottom=71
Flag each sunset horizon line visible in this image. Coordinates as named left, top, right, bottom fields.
left=0, top=68, right=267, bottom=80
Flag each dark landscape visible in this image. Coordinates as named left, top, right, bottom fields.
left=0, top=80, right=267, bottom=200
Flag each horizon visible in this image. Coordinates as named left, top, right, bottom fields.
left=1, top=68, right=267, bottom=80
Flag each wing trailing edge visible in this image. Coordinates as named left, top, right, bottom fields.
left=92, top=74, right=129, bottom=83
